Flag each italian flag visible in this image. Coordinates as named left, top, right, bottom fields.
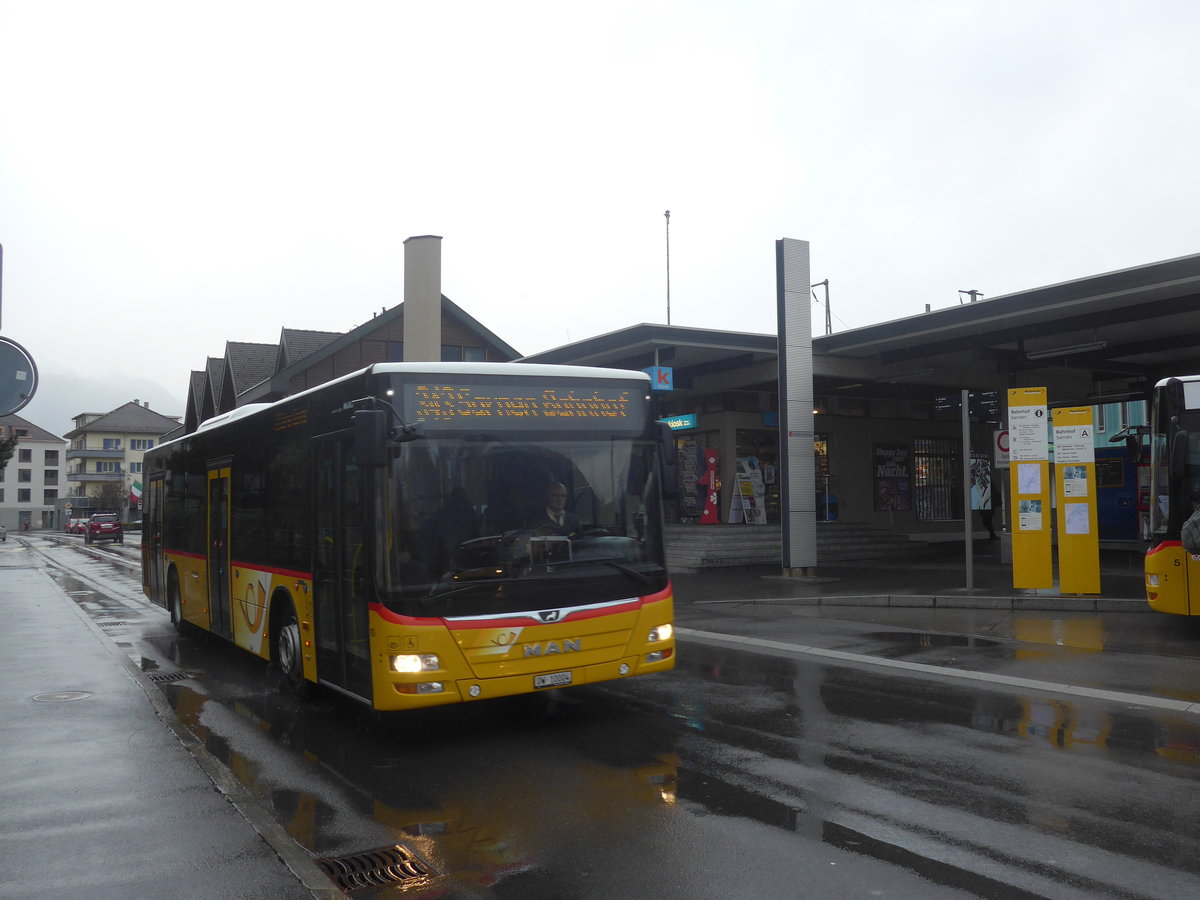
left=130, top=480, right=142, bottom=506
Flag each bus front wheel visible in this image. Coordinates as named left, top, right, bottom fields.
left=274, top=602, right=310, bottom=699
left=168, top=577, right=186, bottom=634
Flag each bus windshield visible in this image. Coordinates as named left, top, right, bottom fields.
left=377, top=435, right=667, bottom=618
left=1147, top=408, right=1200, bottom=542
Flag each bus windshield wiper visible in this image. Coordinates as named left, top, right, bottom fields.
left=422, top=557, right=655, bottom=600
left=544, top=556, right=656, bottom=584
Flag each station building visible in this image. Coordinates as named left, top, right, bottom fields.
left=521, top=251, right=1200, bottom=564
left=175, top=237, right=1200, bottom=569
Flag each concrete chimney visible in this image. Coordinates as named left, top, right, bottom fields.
left=403, top=235, right=443, bottom=362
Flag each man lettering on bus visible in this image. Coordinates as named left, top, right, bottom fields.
left=533, top=482, right=580, bottom=536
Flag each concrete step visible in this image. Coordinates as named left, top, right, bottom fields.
left=665, top=521, right=932, bottom=569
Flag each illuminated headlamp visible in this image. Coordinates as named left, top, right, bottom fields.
left=390, top=653, right=440, bottom=674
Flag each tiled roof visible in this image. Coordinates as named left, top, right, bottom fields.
left=188, top=370, right=206, bottom=418
left=205, top=356, right=224, bottom=399
left=224, top=342, right=277, bottom=395
left=278, top=328, right=342, bottom=370
left=0, top=414, right=64, bottom=443
left=64, top=402, right=180, bottom=437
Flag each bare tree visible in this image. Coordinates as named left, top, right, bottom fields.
left=93, top=481, right=127, bottom=518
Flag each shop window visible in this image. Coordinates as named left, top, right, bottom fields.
left=913, top=437, right=963, bottom=520
left=735, top=429, right=780, bottom=523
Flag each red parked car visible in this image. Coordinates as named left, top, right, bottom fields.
left=85, top=513, right=123, bottom=544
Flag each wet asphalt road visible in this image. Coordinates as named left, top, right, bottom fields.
left=29, top=534, right=1200, bottom=899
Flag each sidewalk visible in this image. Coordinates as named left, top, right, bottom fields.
left=0, top=546, right=343, bottom=900
left=670, top=540, right=1150, bottom=611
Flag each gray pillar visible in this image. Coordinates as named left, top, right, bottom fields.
left=403, top=235, right=443, bottom=362
left=776, top=238, right=816, bottom=574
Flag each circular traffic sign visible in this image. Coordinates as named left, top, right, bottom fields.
left=0, top=337, right=37, bottom=416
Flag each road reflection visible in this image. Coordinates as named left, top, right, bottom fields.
left=137, top=604, right=1200, bottom=896
left=158, top=661, right=680, bottom=894
left=676, top=641, right=1200, bottom=766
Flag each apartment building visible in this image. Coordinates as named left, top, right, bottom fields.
left=0, top=414, right=67, bottom=531
left=63, top=400, right=181, bottom=522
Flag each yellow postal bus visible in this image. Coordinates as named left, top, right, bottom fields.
left=1145, top=374, right=1200, bottom=614
left=141, top=362, right=676, bottom=709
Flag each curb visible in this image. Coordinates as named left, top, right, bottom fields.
left=701, top=593, right=1154, bottom=613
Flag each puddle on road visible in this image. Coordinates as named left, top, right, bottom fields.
left=155, top=673, right=684, bottom=894
left=858, top=630, right=1005, bottom=661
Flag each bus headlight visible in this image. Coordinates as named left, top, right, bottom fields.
left=391, top=653, right=440, bottom=674
left=1147, top=574, right=1160, bottom=587
left=648, top=624, right=673, bottom=643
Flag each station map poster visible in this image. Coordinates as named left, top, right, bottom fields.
left=1053, top=406, right=1100, bottom=594
left=1008, top=388, right=1053, bottom=588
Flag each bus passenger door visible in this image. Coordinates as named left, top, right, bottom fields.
left=144, top=475, right=165, bottom=605
left=312, top=434, right=372, bottom=702
left=208, top=467, right=232, bottom=639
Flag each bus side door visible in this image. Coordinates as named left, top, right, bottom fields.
left=313, top=433, right=372, bottom=702
left=208, top=466, right=233, bottom=639
left=144, top=475, right=165, bottom=605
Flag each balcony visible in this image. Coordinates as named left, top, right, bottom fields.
left=66, top=449, right=124, bottom=460
left=67, top=471, right=126, bottom=483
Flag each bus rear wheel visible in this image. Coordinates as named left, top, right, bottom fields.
left=274, top=602, right=310, bottom=699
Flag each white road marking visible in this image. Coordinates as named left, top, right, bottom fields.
left=677, top=627, right=1200, bottom=715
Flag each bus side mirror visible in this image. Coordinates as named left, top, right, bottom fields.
left=354, top=410, right=389, bottom=467
left=1126, top=434, right=1142, bottom=465
left=658, top=422, right=679, bottom=500
left=1169, top=427, right=1188, bottom=480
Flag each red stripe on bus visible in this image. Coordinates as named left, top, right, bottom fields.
left=369, top=605, right=439, bottom=626
left=163, top=549, right=207, bottom=561
left=443, top=600, right=644, bottom=631
left=370, top=589, right=669, bottom=629
left=230, top=561, right=313, bottom=580
left=1146, top=540, right=1182, bottom=556
left=642, top=582, right=672, bottom=604
left=160, top=550, right=312, bottom=581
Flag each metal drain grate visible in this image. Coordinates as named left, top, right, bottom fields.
left=145, top=671, right=191, bottom=684
left=315, top=844, right=432, bottom=892
left=97, top=621, right=127, bottom=627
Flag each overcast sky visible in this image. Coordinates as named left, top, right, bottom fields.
left=3, top=0, right=1199, bottom=437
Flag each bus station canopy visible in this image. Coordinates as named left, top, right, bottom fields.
left=522, top=251, right=1200, bottom=414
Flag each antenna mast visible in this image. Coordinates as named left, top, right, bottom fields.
left=664, top=210, right=671, bottom=325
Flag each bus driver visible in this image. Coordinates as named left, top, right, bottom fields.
left=532, top=482, right=579, bottom=536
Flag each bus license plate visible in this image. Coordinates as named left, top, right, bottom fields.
left=534, top=671, right=572, bottom=689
